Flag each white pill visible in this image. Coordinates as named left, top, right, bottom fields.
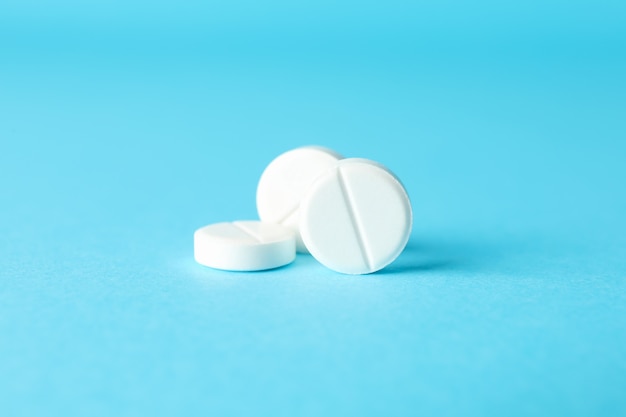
left=300, top=158, right=412, bottom=274
left=194, top=221, right=296, bottom=271
left=256, top=146, right=343, bottom=253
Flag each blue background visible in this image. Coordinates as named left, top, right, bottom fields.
left=1, top=1, right=625, bottom=416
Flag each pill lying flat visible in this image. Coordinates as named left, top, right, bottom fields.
left=194, top=221, right=296, bottom=271
left=256, top=146, right=343, bottom=253
left=300, top=158, right=412, bottom=275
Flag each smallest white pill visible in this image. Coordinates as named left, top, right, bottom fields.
left=194, top=221, right=296, bottom=271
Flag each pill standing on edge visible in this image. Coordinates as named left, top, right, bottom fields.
left=194, top=221, right=296, bottom=271
left=299, top=158, right=412, bottom=275
left=256, top=146, right=343, bottom=253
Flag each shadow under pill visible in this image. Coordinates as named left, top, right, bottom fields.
left=375, top=238, right=477, bottom=276
left=376, top=232, right=541, bottom=277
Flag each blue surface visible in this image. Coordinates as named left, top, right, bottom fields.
left=1, top=1, right=626, bottom=416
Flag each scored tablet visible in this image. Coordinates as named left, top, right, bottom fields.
left=194, top=221, right=296, bottom=271
left=299, top=158, right=412, bottom=274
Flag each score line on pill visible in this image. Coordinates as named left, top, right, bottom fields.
left=194, top=221, right=296, bottom=271
left=256, top=146, right=343, bottom=253
left=299, top=158, right=412, bottom=275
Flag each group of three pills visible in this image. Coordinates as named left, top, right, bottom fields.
left=194, top=146, right=413, bottom=275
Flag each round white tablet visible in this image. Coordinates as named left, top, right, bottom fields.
left=256, top=146, right=343, bottom=253
left=194, top=221, right=296, bottom=271
left=300, top=158, right=412, bottom=275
